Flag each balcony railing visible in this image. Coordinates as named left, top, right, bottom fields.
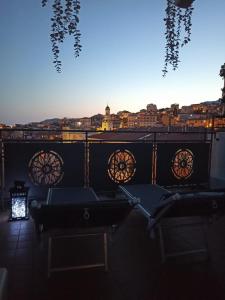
left=0, top=128, right=215, bottom=205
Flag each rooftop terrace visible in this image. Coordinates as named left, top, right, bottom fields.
left=1, top=208, right=225, bottom=300
left=0, top=129, right=225, bottom=300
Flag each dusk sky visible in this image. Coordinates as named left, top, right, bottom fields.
left=0, top=0, right=225, bottom=125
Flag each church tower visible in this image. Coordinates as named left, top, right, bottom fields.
left=98, top=105, right=113, bottom=130
left=105, top=105, right=110, bottom=118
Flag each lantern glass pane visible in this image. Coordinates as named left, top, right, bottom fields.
left=12, top=197, right=26, bottom=218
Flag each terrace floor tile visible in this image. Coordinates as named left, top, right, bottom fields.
left=0, top=210, right=225, bottom=300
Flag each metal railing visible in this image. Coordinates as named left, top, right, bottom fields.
left=0, top=128, right=216, bottom=209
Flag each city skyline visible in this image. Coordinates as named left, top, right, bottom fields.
left=0, top=96, right=222, bottom=126
left=0, top=99, right=221, bottom=126
left=1, top=0, right=225, bottom=125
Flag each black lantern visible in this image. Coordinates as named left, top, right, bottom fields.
left=9, top=181, right=29, bottom=220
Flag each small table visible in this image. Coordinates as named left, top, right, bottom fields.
left=46, top=186, right=99, bottom=205
left=46, top=187, right=107, bottom=277
left=31, top=186, right=136, bottom=276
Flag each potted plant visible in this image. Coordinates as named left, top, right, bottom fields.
left=41, top=0, right=195, bottom=75
left=175, top=0, right=194, bottom=8
left=162, top=0, right=195, bottom=76
left=41, top=0, right=81, bottom=72
left=220, top=64, right=225, bottom=113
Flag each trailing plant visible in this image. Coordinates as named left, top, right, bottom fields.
left=41, top=0, right=82, bottom=72
left=162, top=0, right=195, bottom=77
left=219, top=63, right=225, bottom=78
left=220, top=63, right=225, bottom=104
left=42, top=0, right=195, bottom=75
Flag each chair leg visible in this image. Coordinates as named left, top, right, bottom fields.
left=47, top=237, right=52, bottom=278
left=104, top=232, right=108, bottom=271
left=158, top=224, right=166, bottom=263
left=158, top=218, right=209, bottom=262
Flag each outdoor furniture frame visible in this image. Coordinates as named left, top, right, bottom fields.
left=47, top=229, right=109, bottom=277
left=119, top=184, right=225, bottom=263
left=31, top=187, right=137, bottom=277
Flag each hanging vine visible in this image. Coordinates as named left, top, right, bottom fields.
left=41, top=0, right=195, bottom=75
left=41, top=0, right=82, bottom=72
left=162, top=0, right=195, bottom=77
left=219, top=63, right=225, bottom=78
left=219, top=63, right=225, bottom=104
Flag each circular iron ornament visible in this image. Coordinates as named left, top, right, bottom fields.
left=29, top=150, right=64, bottom=186
left=171, top=149, right=194, bottom=180
left=107, top=149, right=136, bottom=183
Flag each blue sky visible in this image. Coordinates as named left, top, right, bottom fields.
left=0, top=0, right=225, bottom=124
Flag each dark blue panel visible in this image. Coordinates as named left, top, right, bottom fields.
left=4, top=142, right=85, bottom=199
left=89, top=143, right=153, bottom=190
left=156, top=143, right=210, bottom=186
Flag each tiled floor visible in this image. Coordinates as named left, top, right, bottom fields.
left=1, top=209, right=225, bottom=300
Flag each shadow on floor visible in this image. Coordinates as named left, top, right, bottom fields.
left=0, top=209, right=225, bottom=300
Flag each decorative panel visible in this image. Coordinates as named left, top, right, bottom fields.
left=156, top=143, right=210, bottom=186
left=89, top=143, right=153, bottom=190
left=4, top=142, right=85, bottom=199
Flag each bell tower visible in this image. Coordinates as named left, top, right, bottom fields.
left=105, top=105, right=110, bottom=117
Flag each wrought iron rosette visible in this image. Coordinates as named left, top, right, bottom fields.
left=28, top=150, right=64, bottom=185
left=107, top=149, right=136, bottom=183
left=171, top=148, right=194, bottom=180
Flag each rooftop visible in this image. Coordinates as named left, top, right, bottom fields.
left=0, top=128, right=225, bottom=299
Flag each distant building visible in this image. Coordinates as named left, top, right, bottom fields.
left=110, top=114, right=121, bottom=129
left=117, top=110, right=130, bottom=119
left=160, top=111, right=180, bottom=127
left=61, top=126, right=84, bottom=140
left=80, top=117, right=92, bottom=129
left=186, top=118, right=208, bottom=128
left=171, top=103, right=179, bottom=116
left=105, top=105, right=110, bottom=117
left=0, top=123, right=8, bottom=129
left=191, top=103, right=207, bottom=114
left=91, top=114, right=104, bottom=128
left=60, top=118, right=85, bottom=140
left=117, top=110, right=130, bottom=128
left=128, top=113, right=138, bottom=128
left=98, top=105, right=113, bottom=131
left=146, top=103, right=157, bottom=114
left=205, top=103, right=221, bottom=115
left=214, top=117, right=225, bottom=128
left=180, top=106, right=193, bottom=114
left=137, top=111, right=157, bottom=127
left=186, top=116, right=225, bottom=128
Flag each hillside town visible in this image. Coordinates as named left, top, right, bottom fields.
left=1, top=101, right=225, bottom=136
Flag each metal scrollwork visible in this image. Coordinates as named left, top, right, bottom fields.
left=107, top=149, right=136, bottom=183
left=28, top=150, right=64, bottom=185
left=171, top=148, right=194, bottom=180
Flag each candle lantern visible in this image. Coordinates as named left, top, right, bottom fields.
left=9, top=181, right=29, bottom=220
